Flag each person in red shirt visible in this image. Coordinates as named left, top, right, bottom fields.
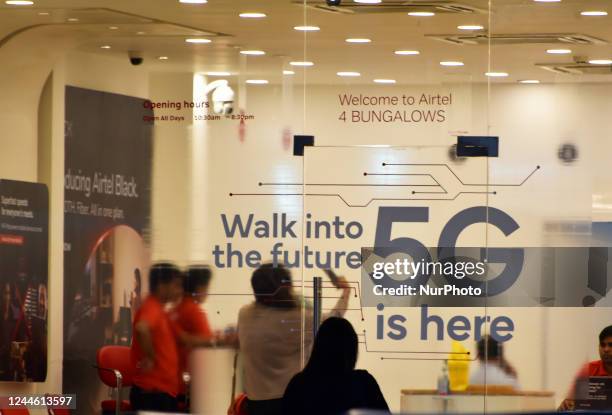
left=559, top=325, right=612, bottom=410
left=130, top=263, right=183, bottom=412
left=169, top=265, right=214, bottom=407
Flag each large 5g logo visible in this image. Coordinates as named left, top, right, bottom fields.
left=373, top=206, right=525, bottom=296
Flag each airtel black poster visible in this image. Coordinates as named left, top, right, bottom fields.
left=63, top=86, right=153, bottom=414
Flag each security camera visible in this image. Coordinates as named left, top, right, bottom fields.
left=128, top=50, right=144, bottom=66
left=210, top=81, right=235, bottom=115
left=326, top=0, right=341, bottom=5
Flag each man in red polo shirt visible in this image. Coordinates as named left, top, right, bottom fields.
left=168, top=266, right=215, bottom=410
left=559, top=325, right=612, bottom=410
left=130, top=263, right=183, bottom=412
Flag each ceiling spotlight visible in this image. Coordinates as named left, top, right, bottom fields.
left=374, top=79, right=396, bottom=84
left=290, top=61, right=314, bottom=66
left=100, top=45, right=111, bottom=49
left=580, top=10, right=607, bottom=16
left=5, top=1, right=34, bottom=5
left=326, top=0, right=341, bottom=5
left=354, top=0, right=382, bottom=3
left=179, top=0, right=207, bottom=3
left=408, top=11, right=435, bottom=16
left=185, top=38, right=212, bottom=44
left=246, top=79, right=269, bottom=84
left=67, top=18, right=79, bottom=22
left=394, top=50, right=420, bottom=55
left=458, top=25, right=484, bottom=30
left=283, top=70, right=295, bottom=75
left=136, top=31, right=146, bottom=35
left=519, top=80, right=540, bottom=84
left=534, top=0, right=561, bottom=2
left=206, top=71, right=231, bottom=76
left=109, top=26, right=119, bottom=30
left=38, top=11, right=49, bottom=15
left=240, top=50, right=265, bottom=55
left=346, top=38, right=371, bottom=43
left=440, top=61, right=464, bottom=66
left=337, top=71, right=361, bottom=77
left=158, top=56, right=169, bottom=60
left=239, top=12, right=266, bottom=18
left=294, top=26, right=320, bottom=31
left=547, top=48, right=571, bottom=54
left=485, top=72, right=509, bottom=77
left=589, top=59, right=612, bottom=65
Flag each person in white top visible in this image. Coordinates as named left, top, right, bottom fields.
left=469, top=335, right=519, bottom=389
left=237, top=263, right=351, bottom=415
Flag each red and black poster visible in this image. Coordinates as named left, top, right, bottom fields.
left=62, top=86, right=153, bottom=414
left=0, top=179, right=49, bottom=382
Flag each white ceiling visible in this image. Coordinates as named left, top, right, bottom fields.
left=1, top=0, right=611, bottom=84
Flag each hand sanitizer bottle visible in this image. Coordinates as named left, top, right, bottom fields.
left=437, top=361, right=450, bottom=395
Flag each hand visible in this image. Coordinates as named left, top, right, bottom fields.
left=558, top=399, right=574, bottom=411
left=139, top=357, right=154, bottom=372
left=336, top=276, right=351, bottom=297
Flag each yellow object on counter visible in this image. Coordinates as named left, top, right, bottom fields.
left=448, top=341, right=471, bottom=391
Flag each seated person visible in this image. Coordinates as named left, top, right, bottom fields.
left=130, top=263, right=183, bottom=413
left=559, top=325, right=612, bottom=411
left=237, top=263, right=351, bottom=415
left=282, top=317, right=389, bottom=415
left=469, top=335, right=519, bottom=389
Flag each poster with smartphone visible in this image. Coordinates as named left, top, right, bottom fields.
left=0, top=179, right=49, bottom=382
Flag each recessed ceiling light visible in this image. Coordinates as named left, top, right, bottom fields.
left=158, top=56, right=169, bottom=60
left=485, top=72, right=509, bottom=77
left=440, top=61, right=464, bottom=66
left=206, top=71, right=231, bottom=76
left=581, top=10, right=607, bottom=16
left=100, top=45, right=111, bottom=49
left=38, top=11, right=49, bottom=15
left=394, top=50, right=420, bottom=55
left=186, top=38, right=212, bottom=44
left=246, top=79, right=268, bottom=84
left=290, top=61, right=314, bottom=66
left=5, top=1, right=34, bottom=5
left=547, top=48, right=571, bottom=54
left=519, top=80, right=540, bottom=84
left=534, top=0, right=561, bottom=2
left=294, top=25, right=320, bottom=31
left=589, top=59, right=612, bottom=65
left=109, top=26, right=119, bottom=30
left=179, top=0, right=207, bottom=3
left=240, top=50, right=265, bottom=55
left=136, top=31, right=146, bottom=35
left=337, top=71, right=361, bottom=77
left=346, top=38, right=371, bottom=43
left=374, top=79, right=396, bottom=84
left=283, top=70, right=295, bottom=75
left=408, top=11, right=435, bottom=16
left=239, top=12, right=266, bottom=18
left=67, top=18, right=79, bottom=22
left=458, top=25, right=484, bottom=30
left=354, top=0, right=382, bottom=3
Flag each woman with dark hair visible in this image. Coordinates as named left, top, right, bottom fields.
left=237, top=264, right=351, bottom=415
left=282, top=317, right=389, bottom=415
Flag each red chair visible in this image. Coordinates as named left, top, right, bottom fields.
left=47, top=409, right=71, bottom=415
left=96, top=345, right=133, bottom=415
left=0, top=409, right=30, bottom=415
left=227, top=393, right=248, bottom=415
